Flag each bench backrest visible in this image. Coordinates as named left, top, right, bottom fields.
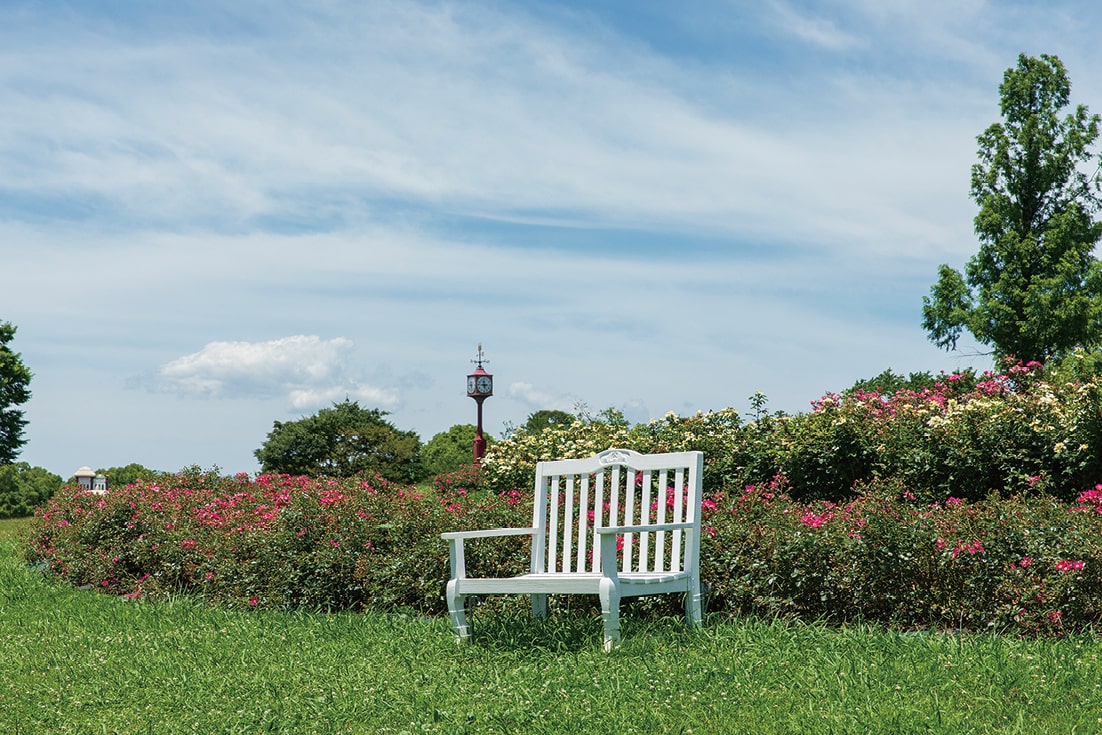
left=530, top=448, right=704, bottom=576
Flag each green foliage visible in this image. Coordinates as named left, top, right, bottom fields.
left=703, top=480, right=1102, bottom=635
left=22, top=461, right=1102, bottom=636
left=0, top=463, right=62, bottom=518
left=430, top=464, right=484, bottom=498
left=0, top=321, right=32, bottom=464
left=254, top=400, right=422, bottom=483
left=28, top=364, right=1102, bottom=636
left=522, top=409, right=574, bottom=434
left=88, top=463, right=164, bottom=488
left=1046, top=347, right=1102, bottom=383
left=480, top=414, right=633, bottom=494
left=23, top=469, right=530, bottom=614
left=421, top=424, right=492, bottom=478
left=486, top=363, right=1102, bottom=504
left=923, top=53, right=1102, bottom=363
left=845, top=368, right=941, bottom=396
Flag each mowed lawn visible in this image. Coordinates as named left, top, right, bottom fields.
left=2, top=518, right=1101, bottom=734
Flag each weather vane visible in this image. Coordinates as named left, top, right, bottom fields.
left=472, top=343, right=489, bottom=369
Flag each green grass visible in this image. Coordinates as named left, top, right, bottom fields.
left=2, top=534, right=1102, bottom=734
left=0, top=516, right=27, bottom=542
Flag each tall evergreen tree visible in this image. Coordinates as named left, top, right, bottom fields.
left=0, top=321, right=33, bottom=464
left=923, top=54, right=1102, bottom=363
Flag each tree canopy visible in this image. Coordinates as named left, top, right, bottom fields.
left=422, top=424, right=493, bottom=478
left=254, top=400, right=422, bottom=482
left=0, top=321, right=32, bottom=464
left=0, top=463, right=61, bottom=519
left=522, top=409, right=575, bottom=434
left=922, top=53, right=1102, bottom=363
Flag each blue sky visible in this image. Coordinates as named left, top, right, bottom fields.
left=4, top=0, right=1102, bottom=478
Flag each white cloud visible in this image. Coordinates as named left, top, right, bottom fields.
left=0, top=0, right=998, bottom=259
left=507, top=382, right=576, bottom=413
left=149, top=336, right=395, bottom=410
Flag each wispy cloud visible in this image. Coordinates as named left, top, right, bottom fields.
left=767, top=1, right=862, bottom=51
left=0, top=0, right=997, bottom=259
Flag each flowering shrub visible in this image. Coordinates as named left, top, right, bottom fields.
left=483, top=362, right=1102, bottom=504
left=480, top=419, right=633, bottom=494
left=23, top=363, right=1102, bottom=634
left=21, top=467, right=1102, bottom=633
left=24, top=470, right=530, bottom=613
left=701, top=478, right=1102, bottom=634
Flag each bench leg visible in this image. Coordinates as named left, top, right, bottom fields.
left=446, top=580, right=471, bottom=643
left=685, top=578, right=703, bottom=629
left=599, top=577, right=621, bottom=652
left=531, top=593, right=548, bottom=619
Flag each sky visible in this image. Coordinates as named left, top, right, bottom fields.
left=4, top=0, right=1102, bottom=478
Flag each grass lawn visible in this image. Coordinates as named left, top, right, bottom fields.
left=2, top=519, right=1101, bottom=734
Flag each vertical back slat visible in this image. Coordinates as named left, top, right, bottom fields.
left=548, top=475, right=560, bottom=573
left=576, top=474, right=590, bottom=573
left=639, top=469, right=653, bottom=572
left=611, top=466, right=622, bottom=573
left=532, top=471, right=547, bottom=574
left=609, top=464, right=621, bottom=557
left=655, top=468, right=668, bottom=571
left=563, top=475, right=576, bottom=573
left=622, top=469, right=636, bottom=573
left=672, top=467, right=685, bottom=572
left=592, top=470, right=605, bottom=571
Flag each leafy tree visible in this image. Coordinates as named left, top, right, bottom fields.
left=923, top=54, right=1102, bottom=363
left=0, top=321, right=32, bottom=464
left=0, top=463, right=62, bottom=518
left=523, top=409, right=574, bottom=434
left=98, top=463, right=164, bottom=488
left=254, top=400, right=422, bottom=482
left=845, top=369, right=939, bottom=397
left=572, top=404, right=630, bottom=427
left=422, top=424, right=493, bottom=478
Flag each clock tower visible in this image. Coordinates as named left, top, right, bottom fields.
left=466, top=344, right=493, bottom=467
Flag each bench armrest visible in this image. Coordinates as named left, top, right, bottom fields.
left=442, top=527, right=536, bottom=579
left=441, top=527, right=536, bottom=541
left=594, top=522, right=693, bottom=536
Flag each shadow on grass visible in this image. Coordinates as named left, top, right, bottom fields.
left=463, top=603, right=706, bottom=654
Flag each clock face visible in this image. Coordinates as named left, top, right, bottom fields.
left=467, top=376, right=476, bottom=394
left=476, top=375, right=493, bottom=394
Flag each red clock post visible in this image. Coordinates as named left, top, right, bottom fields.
left=466, top=344, right=493, bottom=467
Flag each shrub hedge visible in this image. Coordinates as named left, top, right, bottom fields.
left=481, top=360, right=1102, bottom=503
left=21, top=361, right=1102, bottom=634
left=20, top=467, right=1102, bottom=634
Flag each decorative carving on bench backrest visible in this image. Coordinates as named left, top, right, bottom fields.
left=598, top=449, right=633, bottom=466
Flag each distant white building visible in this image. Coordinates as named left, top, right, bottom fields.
left=74, top=466, right=108, bottom=494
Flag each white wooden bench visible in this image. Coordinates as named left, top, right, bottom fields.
left=442, top=448, right=704, bottom=651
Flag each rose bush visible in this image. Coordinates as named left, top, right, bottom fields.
left=24, top=469, right=530, bottom=613
left=21, top=467, right=1102, bottom=634
left=701, top=477, right=1102, bottom=634
left=23, top=362, right=1102, bottom=634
